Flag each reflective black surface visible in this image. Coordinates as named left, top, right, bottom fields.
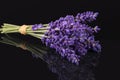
left=0, top=0, right=120, bottom=80
left=0, top=33, right=119, bottom=80
left=0, top=34, right=101, bottom=80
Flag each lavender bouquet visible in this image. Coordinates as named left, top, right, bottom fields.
left=0, top=11, right=101, bottom=65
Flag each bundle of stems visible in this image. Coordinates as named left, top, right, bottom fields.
left=0, top=23, right=49, bottom=39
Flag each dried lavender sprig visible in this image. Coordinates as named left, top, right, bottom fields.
left=76, top=11, right=99, bottom=23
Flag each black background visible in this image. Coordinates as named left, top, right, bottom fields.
left=0, top=0, right=120, bottom=80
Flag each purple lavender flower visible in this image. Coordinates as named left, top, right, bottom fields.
left=32, top=11, right=101, bottom=65
left=32, top=24, right=43, bottom=30
left=76, top=11, right=99, bottom=23
left=32, top=24, right=38, bottom=30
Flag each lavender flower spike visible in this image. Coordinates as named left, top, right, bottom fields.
left=76, top=11, right=99, bottom=23
left=32, top=24, right=43, bottom=31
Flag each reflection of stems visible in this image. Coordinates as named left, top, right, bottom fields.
left=0, top=34, right=18, bottom=46
left=26, top=43, right=47, bottom=61
left=0, top=34, right=48, bottom=61
left=27, top=46, right=45, bottom=60
left=0, top=28, right=2, bottom=32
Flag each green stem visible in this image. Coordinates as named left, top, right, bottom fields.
left=3, top=23, right=20, bottom=27
left=0, top=23, right=49, bottom=39
left=43, top=24, right=49, bottom=27
left=27, top=30, right=47, bottom=33
left=1, top=30, right=19, bottom=33
left=28, top=33, right=45, bottom=39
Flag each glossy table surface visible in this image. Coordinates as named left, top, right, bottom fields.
left=0, top=34, right=119, bottom=80
left=0, top=0, right=119, bottom=80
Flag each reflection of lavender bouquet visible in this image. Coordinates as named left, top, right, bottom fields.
left=0, top=11, right=101, bottom=64
left=0, top=34, right=100, bottom=80
left=45, top=50, right=100, bottom=80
